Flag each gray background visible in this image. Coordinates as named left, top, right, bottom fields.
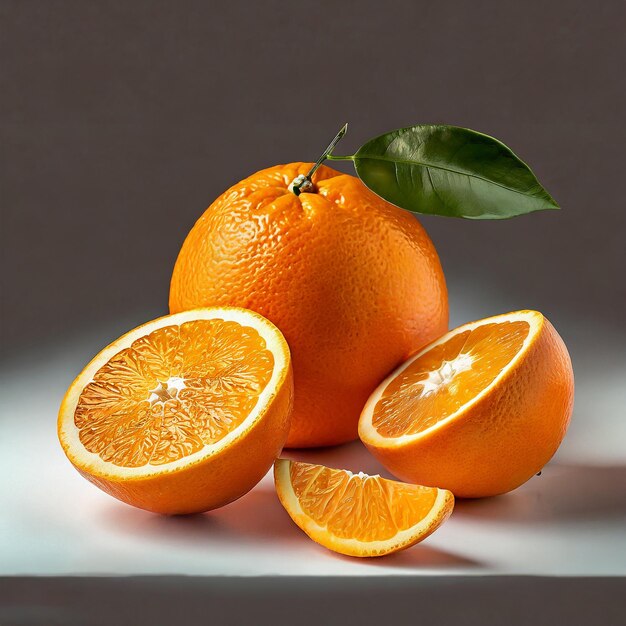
left=2, top=0, right=625, bottom=363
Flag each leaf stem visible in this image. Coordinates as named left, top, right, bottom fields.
left=291, top=123, right=349, bottom=195
left=326, top=154, right=355, bottom=161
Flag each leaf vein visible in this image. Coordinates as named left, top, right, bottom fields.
left=357, top=153, right=551, bottom=202
left=425, top=167, right=445, bottom=208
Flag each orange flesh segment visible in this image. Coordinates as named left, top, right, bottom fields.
left=373, top=320, right=529, bottom=437
left=290, top=463, right=438, bottom=542
left=75, top=319, right=274, bottom=467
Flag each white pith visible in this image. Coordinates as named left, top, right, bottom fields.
left=58, top=308, right=289, bottom=479
left=148, top=376, right=187, bottom=404
left=417, top=352, right=474, bottom=397
left=275, top=459, right=451, bottom=554
left=359, top=310, right=542, bottom=447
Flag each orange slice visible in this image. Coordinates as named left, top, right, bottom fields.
left=274, top=459, right=454, bottom=557
left=58, top=307, right=293, bottom=514
left=359, top=310, right=574, bottom=498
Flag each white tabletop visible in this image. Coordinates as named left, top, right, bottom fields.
left=2, top=308, right=625, bottom=578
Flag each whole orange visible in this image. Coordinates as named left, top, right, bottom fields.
left=170, top=163, right=448, bottom=447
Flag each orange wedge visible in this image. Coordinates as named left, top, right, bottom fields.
left=274, top=459, right=454, bottom=557
left=58, top=307, right=293, bottom=514
left=359, top=310, right=574, bottom=498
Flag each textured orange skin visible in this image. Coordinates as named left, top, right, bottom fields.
left=68, top=365, right=293, bottom=515
left=360, top=315, right=575, bottom=498
left=169, top=163, right=448, bottom=448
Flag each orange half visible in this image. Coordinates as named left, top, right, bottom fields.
left=359, top=310, right=574, bottom=497
left=58, top=307, right=293, bottom=514
left=274, top=459, right=454, bottom=557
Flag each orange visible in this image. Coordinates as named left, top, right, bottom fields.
left=169, top=163, right=448, bottom=447
left=359, top=310, right=574, bottom=498
left=274, top=459, right=454, bottom=557
left=58, top=307, right=293, bottom=514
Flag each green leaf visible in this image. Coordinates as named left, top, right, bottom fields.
left=351, top=125, right=559, bottom=219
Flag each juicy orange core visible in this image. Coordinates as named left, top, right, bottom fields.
left=75, top=319, right=274, bottom=467
left=290, top=463, right=437, bottom=542
left=374, top=320, right=530, bottom=438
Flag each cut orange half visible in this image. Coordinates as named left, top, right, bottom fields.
left=359, top=310, right=574, bottom=498
left=58, top=307, right=293, bottom=514
left=274, top=459, right=454, bottom=557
